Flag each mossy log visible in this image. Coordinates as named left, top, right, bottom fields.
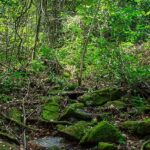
left=0, top=112, right=38, bottom=131
left=27, top=118, right=72, bottom=125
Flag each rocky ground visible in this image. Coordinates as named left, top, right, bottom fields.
left=0, top=82, right=150, bottom=150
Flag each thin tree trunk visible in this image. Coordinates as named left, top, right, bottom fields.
left=78, top=0, right=100, bottom=86
left=32, top=1, right=42, bottom=60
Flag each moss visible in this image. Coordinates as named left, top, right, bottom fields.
left=0, top=141, right=18, bottom=150
left=104, top=100, right=126, bottom=110
left=8, top=107, right=22, bottom=122
left=80, top=121, right=123, bottom=144
left=0, top=94, right=12, bottom=103
left=121, top=119, right=150, bottom=136
left=98, top=142, right=117, bottom=150
left=41, top=100, right=60, bottom=121
left=144, top=142, right=150, bottom=150
left=64, top=83, right=78, bottom=91
left=136, top=106, right=150, bottom=114
left=79, top=88, right=122, bottom=106
left=60, top=103, right=90, bottom=120
left=57, top=121, right=91, bottom=140
left=48, top=90, right=64, bottom=95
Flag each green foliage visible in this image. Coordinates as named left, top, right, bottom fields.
left=0, top=67, right=28, bottom=93
left=0, top=94, right=12, bottom=103
left=30, top=60, right=45, bottom=73
left=8, top=107, right=22, bottom=122
left=131, top=96, right=147, bottom=107
left=38, top=47, right=56, bottom=61
left=0, top=0, right=149, bottom=91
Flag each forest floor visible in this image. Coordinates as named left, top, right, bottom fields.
left=0, top=75, right=150, bottom=150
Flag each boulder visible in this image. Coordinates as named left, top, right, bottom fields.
left=80, top=121, right=123, bottom=144
left=120, top=118, right=150, bottom=136
left=28, top=136, right=65, bottom=150
left=57, top=121, right=92, bottom=141
left=60, top=103, right=91, bottom=120
left=104, top=100, right=126, bottom=110
left=41, top=97, right=60, bottom=121
left=98, top=142, right=117, bottom=150
left=79, top=88, right=122, bottom=106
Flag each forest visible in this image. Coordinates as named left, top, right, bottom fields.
left=0, top=0, right=150, bottom=150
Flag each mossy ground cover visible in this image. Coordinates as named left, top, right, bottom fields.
left=0, top=86, right=149, bottom=150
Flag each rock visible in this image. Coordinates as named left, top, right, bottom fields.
left=120, top=118, right=150, bottom=136
left=80, top=121, right=123, bottom=144
left=104, top=100, right=126, bottom=110
left=98, top=142, right=117, bottom=150
left=60, top=102, right=92, bottom=121
left=0, top=141, right=18, bottom=150
left=79, top=88, right=122, bottom=106
left=28, top=136, right=65, bottom=150
left=136, top=106, right=150, bottom=114
left=57, top=121, right=92, bottom=140
left=41, top=97, right=60, bottom=121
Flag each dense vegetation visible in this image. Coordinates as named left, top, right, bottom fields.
left=0, top=0, right=149, bottom=150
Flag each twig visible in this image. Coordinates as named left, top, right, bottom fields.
left=22, top=78, right=31, bottom=150
left=0, top=112, right=37, bottom=131
left=27, top=118, right=72, bottom=125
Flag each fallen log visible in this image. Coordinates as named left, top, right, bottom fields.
left=0, top=112, right=38, bottom=131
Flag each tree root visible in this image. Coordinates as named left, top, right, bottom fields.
left=27, top=118, right=72, bottom=125
left=0, top=132, right=20, bottom=145
left=0, top=112, right=38, bottom=131
left=141, top=140, right=150, bottom=150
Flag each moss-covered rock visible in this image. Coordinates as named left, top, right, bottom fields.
left=121, top=118, right=150, bottom=136
left=79, top=88, right=122, bottom=106
left=41, top=97, right=60, bottom=121
left=98, top=142, right=117, bottom=150
left=104, top=100, right=126, bottom=110
left=57, top=121, right=92, bottom=140
left=60, top=103, right=92, bottom=120
left=80, top=121, right=123, bottom=144
left=0, top=141, right=18, bottom=150
left=136, top=106, right=150, bottom=114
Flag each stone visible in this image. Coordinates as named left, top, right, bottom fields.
left=121, top=118, right=150, bottom=136
left=57, top=121, right=92, bottom=141
left=28, top=136, right=65, bottom=150
left=60, top=102, right=92, bottom=121
left=98, top=142, right=117, bottom=150
left=41, top=98, right=60, bottom=121
left=79, top=88, right=122, bottom=106
left=104, top=100, right=126, bottom=110
left=80, top=121, right=123, bottom=144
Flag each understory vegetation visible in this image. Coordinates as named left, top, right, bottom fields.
left=0, top=0, right=149, bottom=150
